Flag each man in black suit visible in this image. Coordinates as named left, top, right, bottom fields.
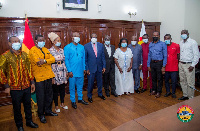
left=103, top=35, right=118, bottom=97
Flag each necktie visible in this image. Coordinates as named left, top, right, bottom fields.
left=93, top=43, right=97, bottom=57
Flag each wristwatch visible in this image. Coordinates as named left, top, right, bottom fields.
left=44, top=59, right=47, bottom=63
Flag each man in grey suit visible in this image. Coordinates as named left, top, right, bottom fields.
left=103, top=35, right=118, bottom=97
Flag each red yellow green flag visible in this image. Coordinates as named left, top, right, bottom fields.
left=22, top=18, right=35, bottom=54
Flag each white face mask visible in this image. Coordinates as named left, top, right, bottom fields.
left=73, top=37, right=80, bottom=43
left=91, top=38, right=97, bottom=43
left=131, top=41, right=137, bottom=45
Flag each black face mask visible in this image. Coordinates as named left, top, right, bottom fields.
left=153, top=37, right=159, bottom=42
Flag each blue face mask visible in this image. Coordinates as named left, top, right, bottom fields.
left=105, top=41, right=110, bottom=45
left=12, top=42, right=21, bottom=51
left=55, top=42, right=61, bottom=47
left=165, top=40, right=171, bottom=45
left=121, top=43, right=127, bottom=47
left=143, top=39, right=148, bottom=43
left=74, top=37, right=80, bottom=43
left=181, top=34, right=187, bottom=39
left=38, top=42, right=45, bottom=48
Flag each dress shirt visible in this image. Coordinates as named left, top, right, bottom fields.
left=128, top=44, right=143, bottom=69
left=180, top=37, right=199, bottom=67
left=147, top=40, right=167, bottom=67
left=104, top=44, right=111, bottom=57
left=141, top=42, right=150, bottom=69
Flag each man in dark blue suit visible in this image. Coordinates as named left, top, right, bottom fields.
left=84, top=33, right=106, bottom=103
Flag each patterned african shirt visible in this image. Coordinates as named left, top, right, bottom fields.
left=0, top=50, right=34, bottom=90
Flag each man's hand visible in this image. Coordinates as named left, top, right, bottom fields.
left=66, top=73, right=69, bottom=79
left=87, top=70, right=90, bottom=75
left=37, top=58, right=45, bottom=66
left=84, top=70, right=87, bottom=75
left=188, top=66, right=194, bottom=72
left=148, top=67, right=151, bottom=71
left=68, top=72, right=73, bottom=78
left=5, top=88, right=10, bottom=95
left=31, top=84, right=35, bottom=93
left=102, top=68, right=106, bottom=74
left=127, top=67, right=132, bottom=72
left=52, top=78, right=55, bottom=84
left=118, top=67, right=123, bottom=74
left=139, top=65, right=142, bottom=70
left=161, top=67, right=165, bottom=75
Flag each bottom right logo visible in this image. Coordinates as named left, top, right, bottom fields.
left=177, top=105, right=194, bottom=122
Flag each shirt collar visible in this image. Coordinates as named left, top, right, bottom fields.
left=181, top=37, right=191, bottom=43
left=10, top=49, right=22, bottom=56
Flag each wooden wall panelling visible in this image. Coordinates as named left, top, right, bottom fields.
left=0, top=27, right=13, bottom=55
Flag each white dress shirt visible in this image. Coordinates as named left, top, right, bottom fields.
left=105, top=44, right=111, bottom=57
left=180, top=37, right=199, bottom=67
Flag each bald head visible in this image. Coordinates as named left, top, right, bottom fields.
left=104, top=35, right=110, bottom=41
left=181, top=30, right=189, bottom=35
left=131, top=36, right=137, bottom=41
left=8, top=36, right=20, bottom=47
left=72, top=32, right=80, bottom=37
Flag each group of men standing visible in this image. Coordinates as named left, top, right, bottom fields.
left=0, top=29, right=199, bottom=131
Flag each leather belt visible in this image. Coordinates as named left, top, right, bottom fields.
left=151, top=60, right=163, bottom=63
left=180, top=61, right=192, bottom=64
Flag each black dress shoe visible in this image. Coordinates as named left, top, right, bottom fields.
left=111, top=92, right=118, bottom=97
left=18, top=127, right=24, bottom=131
left=135, top=89, right=140, bottom=94
left=106, top=93, right=110, bottom=97
left=45, top=112, right=58, bottom=116
left=39, top=116, right=47, bottom=123
left=78, top=100, right=89, bottom=105
left=164, top=92, right=171, bottom=97
left=178, top=96, right=189, bottom=100
left=172, top=94, right=176, bottom=98
left=98, top=95, right=106, bottom=100
left=26, top=121, right=38, bottom=128
left=88, top=98, right=93, bottom=103
left=141, top=89, right=147, bottom=93
left=72, top=102, right=77, bottom=109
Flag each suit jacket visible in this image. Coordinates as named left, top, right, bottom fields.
left=84, top=42, right=106, bottom=73
left=104, top=44, right=115, bottom=73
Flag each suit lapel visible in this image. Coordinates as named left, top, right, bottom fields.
left=97, top=42, right=101, bottom=58
left=104, top=45, right=109, bottom=58
left=88, top=42, right=96, bottom=57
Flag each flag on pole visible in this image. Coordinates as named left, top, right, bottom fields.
left=138, top=19, right=146, bottom=45
left=22, top=18, right=35, bottom=54
left=22, top=17, right=37, bottom=105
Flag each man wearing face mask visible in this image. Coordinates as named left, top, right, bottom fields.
left=178, top=30, right=199, bottom=100
left=128, top=36, right=142, bottom=94
left=103, top=35, right=118, bottom=97
left=64, top=32, right=89, bottom=109
left=148, top=31, right=167, bottom=98
left=164, top=34, right=180, bottom=98
left=84, top=33, right=106, bottom=103
left=0, top=36, right=38, bottom=131
left=48, top=32, right=68, bottom=112
left=141, top=34, right=153, bottom=93
left=29, top=35, right=57, bottom=124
